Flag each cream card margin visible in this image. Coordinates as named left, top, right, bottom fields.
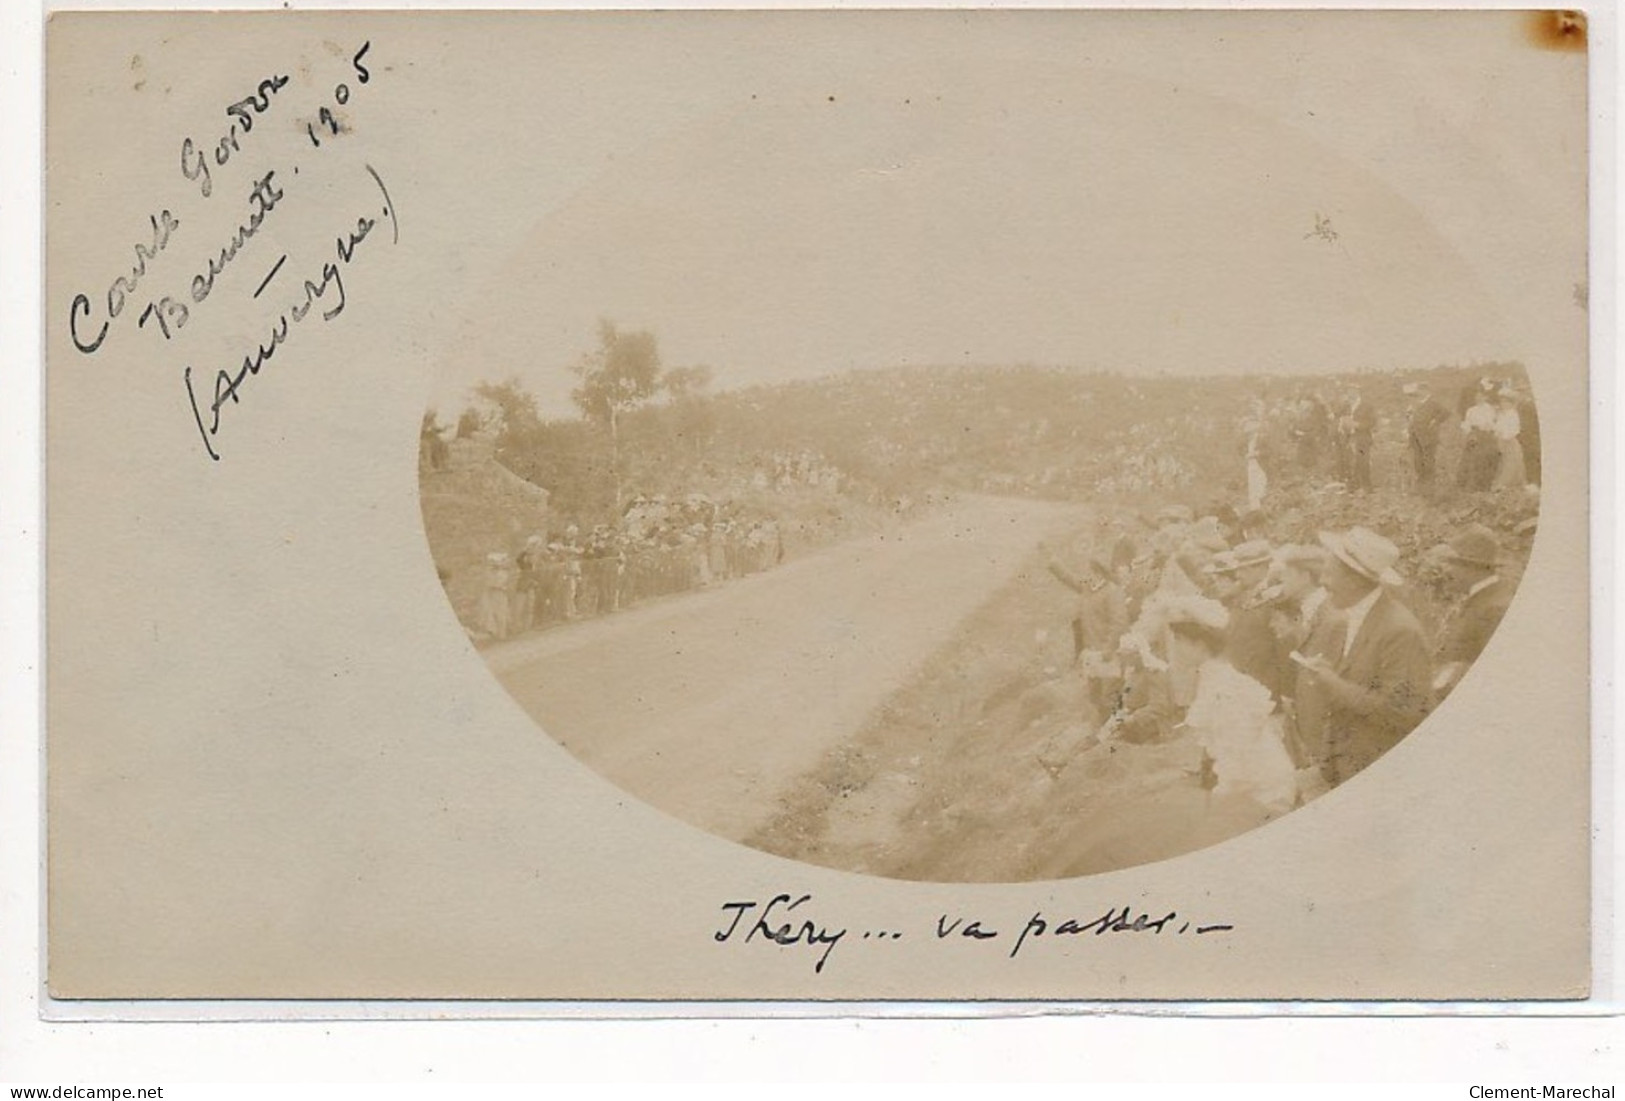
left=43, top=7, right=1593, bottom=1002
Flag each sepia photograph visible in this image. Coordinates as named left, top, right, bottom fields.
left=41, top=7, right=1593, bottom=1004
left=418, top=13, right=1564, bottom=883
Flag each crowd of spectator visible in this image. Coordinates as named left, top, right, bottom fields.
left=1028, top=371, right=1541, bottom=873
left=472, top=494, right=787, bottom=642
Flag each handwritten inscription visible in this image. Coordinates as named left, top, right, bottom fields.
left=714, top=894, right=1235, bottom=975
left=69, top=209, right=183, bottom=354
left=184, top=166, right=398, bottom=461
left=182, top=74, right=291, bottom=200
left=65, top=40, right=391, bottom=462
left=306, top=40, right=371, bottom=148
left=138, top=169, right=288, bottom=342
left=714, top=894, right=847, bottom=975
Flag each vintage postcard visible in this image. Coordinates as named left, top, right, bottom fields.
left=45, top=8, right=1592, bottom=1003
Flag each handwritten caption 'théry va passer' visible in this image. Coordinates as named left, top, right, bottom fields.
left=714, top=893, right=1236, bottom=975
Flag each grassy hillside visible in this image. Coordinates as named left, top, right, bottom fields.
left=419, top=454, right=552, bottom=632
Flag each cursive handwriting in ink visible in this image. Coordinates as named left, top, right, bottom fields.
left=708, top=896, right=1235, bottom=971
left=714, top=894, right=848, bottom=975
left=225, top=76, right=291, bottom=133
left=1009, top=905, right=1181, bottom=959
left=364, top=162, right=399, bottom=244
left=305, top=42, right=374, bottom=148
left=253, top=255, right=288, bottom=300
left=180, top=73, right=290, bottom=199
left=350, top=40, right=371, bottom=85
left=935, top=914, right=999, bottom=940
left=69, top=209, right=182, bottom=354
left=183, top=186, right=391, bottom=462
left=187, top=170, right=286, bottom=307
left=139, top=170, right=288, bottom=343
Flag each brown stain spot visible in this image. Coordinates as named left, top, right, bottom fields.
left=1526, top=10, right=1587, bottom=52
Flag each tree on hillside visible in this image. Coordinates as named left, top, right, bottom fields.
left=474, top=378, right=545, bottom=443
left=571, top=319, right=663, bottom=511
left=663, top=363, right=713, bottom=399
left=663, top=364, right=717, bottom=458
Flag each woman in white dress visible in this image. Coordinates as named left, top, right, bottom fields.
left=1458, top=384, right=1501, bottom=490
left=1241, top=413, right=1268, bottom=512
left=1163, top=594, right=1299, bottom=841
left=1493, top=387, right=1527, bottom=489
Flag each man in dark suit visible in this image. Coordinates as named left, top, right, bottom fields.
left=1516, top=388, right=1542, bottom=486
left=1294, top=527, right=1434, bottom=786
left=1349, top=392, right=1378, bottom=491
left=1405, top=381, right=1451, bottom=494
left=1430, top=523, right=1516, bottom=700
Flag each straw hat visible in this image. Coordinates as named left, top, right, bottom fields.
left=1204, top=540, right=1271, bottom=574
left=1318, top=527, right=1404, bottom=586
left=1229, top=539, right=1274, bottom=570
left=1163, top=592, right=1231, bottom=638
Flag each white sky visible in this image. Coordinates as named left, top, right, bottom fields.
left=421, top=11, right=1586, bottom=419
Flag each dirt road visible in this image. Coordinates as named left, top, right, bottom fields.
left=486, top=495, right=1083, bottom=842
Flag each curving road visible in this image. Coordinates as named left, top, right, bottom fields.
left=486, top=495, right=1083, bottom=842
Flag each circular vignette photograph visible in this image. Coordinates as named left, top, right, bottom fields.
left=416, top=48, right=1555, bottom=885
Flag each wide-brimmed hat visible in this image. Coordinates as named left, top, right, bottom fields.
left=1434, top=523, right=1501, bottom=569
left=1318, top=527, right=1404, bottom=586
left=1229, top=539, right=1273, bottom=570
left=1164, top=592, right=1231, bottom=636
left=1205, top=540, right=1272, bottom=574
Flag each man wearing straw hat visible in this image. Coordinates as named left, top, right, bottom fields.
left=1207, top=540, right=1286, bottom=698
left=1430, top=523, right=1515, bottom=700
left=1293, top=526, right=1433, bottom=787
